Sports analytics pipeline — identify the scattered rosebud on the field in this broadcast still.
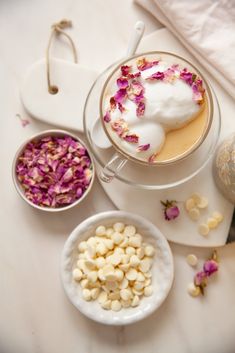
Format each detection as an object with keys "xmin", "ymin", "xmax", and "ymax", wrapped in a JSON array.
[
  {"xmin": 190, "ymin": 250, "xmax": 219, "ymax": 297},
  {"xmin": 161, "ymin": 200, "xmax": 180, "ymax": 221}
]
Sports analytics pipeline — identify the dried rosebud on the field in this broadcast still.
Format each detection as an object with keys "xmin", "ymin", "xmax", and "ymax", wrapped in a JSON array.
[
  {"xmin": 203, "ymin": 260, "xmax": 218, "ymax": 276},
  {"xmin": 161, "ymin": 200, "xmax": 180, "ymax": 221}
]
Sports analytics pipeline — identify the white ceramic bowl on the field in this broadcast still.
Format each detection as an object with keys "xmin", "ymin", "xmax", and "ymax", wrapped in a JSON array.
[
  {"xmin": 12, "ymin": 129, "xmax": 95, "ymax": 212},
  {"xmin": 61, "ymin": 210, "xmax": 174, "ymax": 325}
]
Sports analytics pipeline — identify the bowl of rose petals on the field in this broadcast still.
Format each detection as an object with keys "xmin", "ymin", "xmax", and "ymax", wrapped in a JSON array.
[{"xmin": 12, "ymin": 130, "xmax": 95, "ymax": 212}]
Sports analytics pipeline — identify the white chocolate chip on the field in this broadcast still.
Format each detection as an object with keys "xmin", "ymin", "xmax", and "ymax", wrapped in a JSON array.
[
  {"xmin": 185, "ymin": 198, "xmax": 195, "ymax": 211},
  {"xmin": 104, "ymin": 239, "xmax": 114, "ymax": 250},
  {"xmin": 144, "ymin": 271, "xmax": 152, "ymax": 278},
  {"xmin": 188, "ymin": 207, "xmax": 200, "ymax": 221},
  {"xmin": 115, "ymin": 269, "xmax": 124, "ymax": 281},
  {"xmin": 105, "ymin": 281, "xmax": 118, "ymax": 291},
  {"xmin": 120, "ymin": 288, "xmax": 132, "ymax": 301},
  {"xmin": 132, "ymin": 288, "xmax": 144, "ymax": 296},
  {"xmin": 139, "ymin": 258, "xmax": 151, "ymax": 273},
  {"xmin": 130, "ymin": 255, "xmax": 140, "ymax": 267},
  {"xmin": 191, "ymin": 193, "xmax": 201, "ymax": 204},
  {"xmin": 105, "ymin": 273, "xmax": 118, "ymax": 282},
  {"xmin": 212, "ymin": 211, "xmax": 223, "ymax": 223},
  {"xmin": 102, "ymin": 264, "xmax": 114, "ymax": 276},
  {"xmin": 113, "ymin": 222, "xmax": 125, "ymax": 232},
  {"xmin": 95, "ymin": 225, "xmax": 106, "ymax": 237},
  {"xmin": 207, "ymin": 217, "xmax": 218, "ymax": 229},
  {"xmin": 119, "ymin": 264, "xmax": 130, "ymax": 272},
  {"xmin": 77, "ymin": 259, "xmax": 85, "ymax": 271},
  {"xmin": 121, "ymin": 299, "xmax": 131, "ymax": 308},
  {"xmin": 126, "ymin": 268, "xmax": 138, "ymax": 281},
  {"xmin": 135, "ymin": 233, "xmax": 143, "ymax": 242},
  {"xmin": 96, "ymin": 242, "xmax": 108, "ymax": 256},
  {"xmin": 96, "ymin": 257, "xmax": 106, "ymax": 269},
  {"xmin": 109, "ymin": 291, "xmax": 120, "ymax": 300},
  {"xmin": 136, "ymin": 272, "xmax": 145, "ymax": 282},
  {"xmin": 106, "ymin": 227, "xmax": 114, "ymax": 237},
  {"xmin": 87, "ymin": 245, "xmax": 96, "ymax": 259},
  {"xmin": 87, "ymin": 271, "xmax": 98, "ymax": 283},
  {"xmin": 109, "ymin": 253, "xmax": 122, "ymax": 266},
  {"xmin": 186, "ymin": 254, "xmax": 198, "ymax": 267},
  {"xmin": 111, "ymin": 300, "xmax": 122, "ymax": 311},
  {"xmin": 72, "ymin": 268, "xmax": 83, "ymax": 281},
  {"xmin": 119, "ymin": 277, "xmax": 129, "ymax": 289},
  {"xmin": 97, "ymin": 269, "xmax": 106, "ymax": 281},
  {"xmin": 82, "ymin": 289, "xmax": 91, "ymax": 301},
  {"xmin": 136, "ymin": 247, "xmax": 145, "ymax": 259},
  {"xmin": 124, "ymin": 225, "xmax": 136, "ymax": 237},
  {"xmin": 133, "ymin": 281, "xmax": 144, "ymax": 291},
  {"xmin": 112, "ymin": 232, "xmax": 123, "ymax": 245},
  {"xmin": 101, "ymin": 300, "xmax": 111, "ymax": 310},
  {"xmin": 131, "ymin": 295, "xmax": 140, "ymax": 307},
  {"xmin": 91, "ymin": 287, "xmax": 100, "ymax": 300},
  {"xmin": 196, "ymin": 196, "xmax": 208, "ymax": 209},
  {"xmin": 198, "ymin": 223, "xmax": 210, "ymax": 236},
  {"xmin": 80, "ymin": 279, "xmax": 89, "ymax": 289},
  {"xmin": 187, "ymin": 282, "xmax": 201, "ymax": 297},
  {"xmin": 126, "ymin": 246, "xmax": 136, "ymax": 255},
  {"xmin": 84, "ymin": 259, "xmax": 96, "ymax": 270},
  {"xmin": 144, "ymin": 278, "xmax": 151, "ymax": 286},
  {"xmin": 114, "ymin": 247, "xmax": 125, "ymax": 255},
  {"xmin": 144, "ymin": 285, "xmax": 153, "ymax": 297},
  {"xmin": 87, "ymin": 237, "xmax": 97, "ymax": 247},
  {"xmin": 144, "ymin": 245, "xmax": 155, "ymax": 257},
  {"xmin": 78, "ymin": 241, "xmax": 88, "ymax": 252},
  {"xmin": 98, "ymin": 291, "xmax": 108, "ymax": 304},
  {"xmin": 119, "ymin": 238, "xmax": 129, "ymax": 248},
  {"xmin": 121, "ymin": 254, "xmax": 130, "ymax": 264},
  {"xmin": 128, "ymin": 236, "xmax": 141, "ymax": 248}
]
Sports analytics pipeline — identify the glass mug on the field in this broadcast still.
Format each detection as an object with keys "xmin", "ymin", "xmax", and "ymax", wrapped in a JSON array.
[{"xmin": 98, "ymin": 51, "xmax": 213, "ymax": 183}]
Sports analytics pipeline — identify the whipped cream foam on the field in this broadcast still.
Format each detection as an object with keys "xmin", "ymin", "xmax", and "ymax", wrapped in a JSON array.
[{"xmin": 102, "ymin": 57, "xmax": 205, "ymax": 163}]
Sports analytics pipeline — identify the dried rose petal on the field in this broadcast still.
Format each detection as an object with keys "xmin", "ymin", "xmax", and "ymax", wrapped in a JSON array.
[
  {"xmin": 118, "ymin": 102, "xmax": 125, "ymax": 113},
  {"xmin": 137, "ymin": 144, "xmax": 150, "ymax": 152},
  {"xmin": 103, "ymin": 111, "xmax": 111, "ymax": 123},
  {"xmin": 136, "ymin": 102, "xmax": 145, "ymax": 117},
  {"xmin": 111, "ymin": 119, "xmax": 128, "ymax": 137},
  {"xmin": 117, "ymin": 77, "xmax": 129, "ymax": 89},
  {"xmin": 137, "ymin": 58, "xmax": 159, "ymax": 71},
  {"xmin": 148, "ymin": 154, "xmax": 157, "ymax": 163},
  {"xmin": 123, "ymin": 134, "xmax": 139, "ymax": 143},
  {"xmin": 203, "ymin": 260, "xmax": 218, "ymax": 276},
  {"xmin": 121, "ymin": 65, "xmax": 131, "ymax": 77},
  {"xmin": 180, "ymin": 68, "xmax": 193, "ymax": 85},
  {"xmin": 114, "ymin": 88, "xmax": 127, "ymax": 104},
  {"xmin": 16, "ymin": 135, "xmax": 93, "ymax": 208},
  {"xmin": 110, "ymin": 97, "xmax": 116, "ymax": 111},
  {"xmin": 146, "ymin": 71, "xmax": 165, "ymax": 81}
]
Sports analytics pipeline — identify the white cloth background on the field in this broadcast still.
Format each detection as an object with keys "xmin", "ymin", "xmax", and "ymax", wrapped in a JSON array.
[{"xmin": 135, "ymin": 0, "xmax": 235, "ymax": 99}]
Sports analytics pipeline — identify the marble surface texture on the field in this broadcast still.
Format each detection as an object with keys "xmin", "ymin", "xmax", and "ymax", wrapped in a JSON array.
[{"xmin": 0, "ymin": 1, "xmax": 235, "ymax": 353}]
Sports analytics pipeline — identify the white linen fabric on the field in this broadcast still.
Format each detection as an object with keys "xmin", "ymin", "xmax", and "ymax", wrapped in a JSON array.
[{"xmin": 135, "ymin": 0, "xmax": 235, "ymax": 99}]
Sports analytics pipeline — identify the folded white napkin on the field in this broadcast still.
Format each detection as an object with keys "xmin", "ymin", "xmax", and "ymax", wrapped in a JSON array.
[{"xmin": 135, "ymin": 0, "xmax": 235, "ymax": 99}]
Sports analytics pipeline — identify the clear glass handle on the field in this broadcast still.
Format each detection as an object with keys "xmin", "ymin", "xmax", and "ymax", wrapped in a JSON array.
[{"xmin": 99, "ymin": 153, "xmax": 127, "ymax": 183}]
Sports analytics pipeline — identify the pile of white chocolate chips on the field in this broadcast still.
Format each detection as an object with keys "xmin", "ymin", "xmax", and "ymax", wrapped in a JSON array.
[{"xmin": 72, "ymin": 222, "xmax": 155, "ymax": 311}]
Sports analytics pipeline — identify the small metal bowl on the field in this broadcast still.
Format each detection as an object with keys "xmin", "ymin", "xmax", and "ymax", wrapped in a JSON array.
[{"xmin": 12, "ymin": 129, "xmax": 95, "ymax": 212}]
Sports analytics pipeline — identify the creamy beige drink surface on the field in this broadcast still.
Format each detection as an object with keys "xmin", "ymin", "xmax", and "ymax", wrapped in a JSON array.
[{"xmin": 102, "ymin": 55, "xmax": 209, "ymax": 164}]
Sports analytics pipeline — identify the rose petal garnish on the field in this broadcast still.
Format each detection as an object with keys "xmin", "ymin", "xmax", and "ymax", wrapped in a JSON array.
[
  {"xmin": 146, "ymin": 71, "xmax": 165, "ymax": 81},
  {"xmin": 137, "ymin": 58, "xmax": 159, "ymax": 71},
  {"xmin": 103, "ymin": 111, "xmax": 111, "ymax": 123},
  {"xmin": 114, "ymin": 88, "xmax": 127, "ymax": 104},
  {"xmin": 16, "ymin": 135, "xmax": 93, "ymax": 208},
  {"xmin": 180, "ymin": 68, "xmax": 194, "ymax": 85},
  {"xmin": 121, "ymin": 65, "xmax": 131, "ymax": 77},
  {"xmin": 111, "ymin": 118, "xmax": 128, "ymax": 137},
  {"xmin": 16, "ymin": 113, "xmax": 30, "ymax": 128},
  {"xmin": 110, "ymin": 97, "xmax": 116, "ymax": 111},
  {"xmin": 148, "ymin": 154, "xmax": 157, "ymax": 163},
  {"xmin": 137, "ymin": 143, "xmax": 150, "ymax": 152},
  {"xmin": 123, "ymin": 134, "xmax": 139, "ymax": 143},
  {"xmin": 136, "ymin": 101, "xmax": 145, "ymax": 117},
  {"xmin": 192, "ymin": 79, "xmax": 205, "ymax": 104},
  {"xmin": 117, "ymin": 77, "xmax": 129, "ymax": 89},
  {"xmin": 118, "ymin": 102, "xmax": 125, "ymax": 113}
]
